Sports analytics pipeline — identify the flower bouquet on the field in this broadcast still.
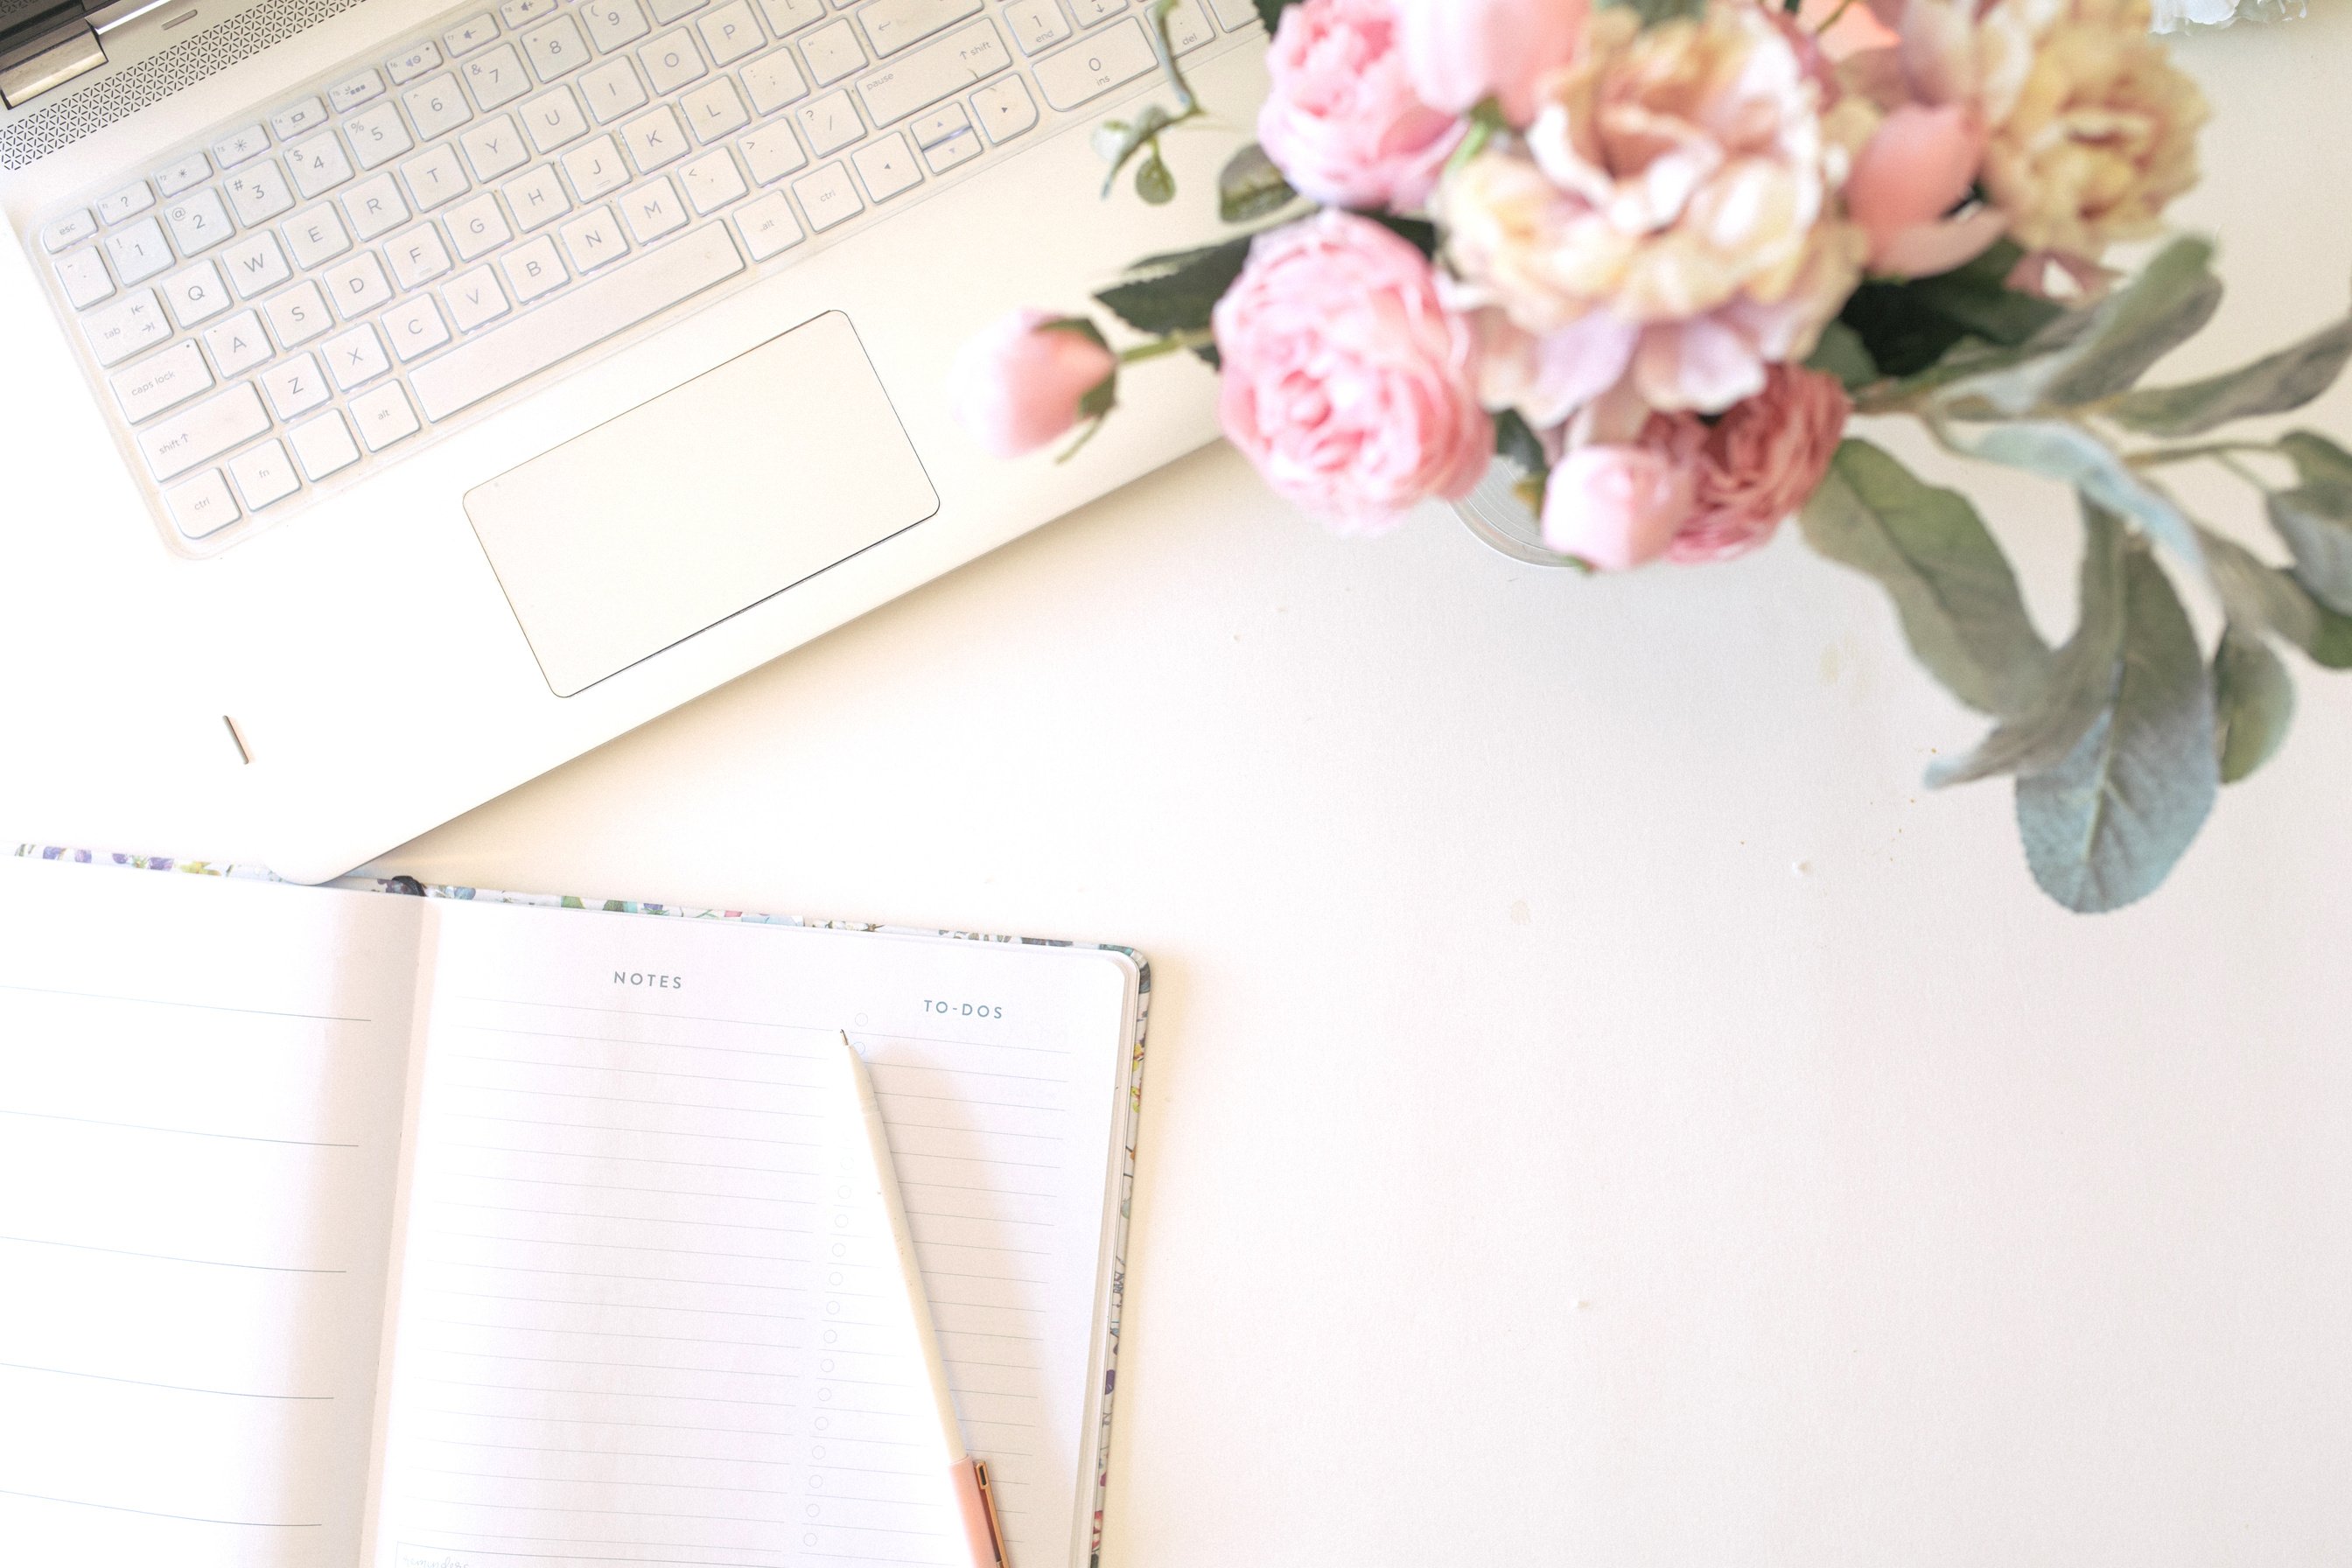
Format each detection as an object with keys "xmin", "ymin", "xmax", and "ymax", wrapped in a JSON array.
[{"xmin": 948, "ymin": 0, "xmax": 2352, "ymax": 913}]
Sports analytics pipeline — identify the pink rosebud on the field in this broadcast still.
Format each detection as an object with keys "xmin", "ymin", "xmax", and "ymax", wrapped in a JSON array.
[
  {"xmin": 1540, "ymin": 444, "xmax": 1696, "ymax": 570},
  {"xmin": 947, "ymin": 308, "xmax": 1118, "ymax": 458},
  {"xmin": 1390, "ymin": 0, "xmax": 1587, "ymax": 126},
  {"xmin": 1259, "ymin": 0, "xmax": 1466, "ymax": 213},
  {"xmin": 1845, "ymin": 102, "xmax": 2001, "ymax": 276},
  {"xmin": 1214, "ymin": 211, "xmax": 1493, "ymax": 534}
]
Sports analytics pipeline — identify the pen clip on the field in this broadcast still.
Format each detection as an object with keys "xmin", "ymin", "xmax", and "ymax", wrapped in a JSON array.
[{"xmin": 954, "ymin": 1456, "xmax": 1010, "ymax": 1568}]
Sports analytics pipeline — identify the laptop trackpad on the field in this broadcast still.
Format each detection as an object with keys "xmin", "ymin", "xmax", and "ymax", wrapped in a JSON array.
[{"xmin": 466, "ymin": 311, "xmax": 939, "ymax": 697}]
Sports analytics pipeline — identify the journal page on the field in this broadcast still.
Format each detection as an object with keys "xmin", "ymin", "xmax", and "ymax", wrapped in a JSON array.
[
  {"xmin": 368, "ymin": 899, "xmax": 1138, "ymax": 1568},
  {"xmin": 0, "ymin": 856, "xmax": 424, "ymax": 1568}
]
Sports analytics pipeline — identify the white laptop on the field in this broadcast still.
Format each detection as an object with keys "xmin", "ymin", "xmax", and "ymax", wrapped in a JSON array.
[{"xmin": 0, "ymin": 0, "xmax": 1264, "ymax": 880}]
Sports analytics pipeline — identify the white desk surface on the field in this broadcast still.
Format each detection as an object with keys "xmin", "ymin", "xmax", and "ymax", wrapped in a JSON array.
[{"xmin": 24, "ymin": 14, "xmax": 2352, "ymax": 1565}]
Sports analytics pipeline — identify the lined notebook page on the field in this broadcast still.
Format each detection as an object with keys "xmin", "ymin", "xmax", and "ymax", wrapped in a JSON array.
[
  {"xmin": 0, "ymin": 857, "xmax": 420, "ymax": 1568},
  {"xmin": 370, "ymin": 899, "xmax": 1136, "ymax": 1568}
]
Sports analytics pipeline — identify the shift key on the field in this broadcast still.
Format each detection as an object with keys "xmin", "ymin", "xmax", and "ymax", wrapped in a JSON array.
[
  {"xmin": 140, "ymin": 383, "xmax": 270, "ymax": 481},
  {"xmin": 855, "ymin": 18, "xmax": 1009, "ymax": 126}
]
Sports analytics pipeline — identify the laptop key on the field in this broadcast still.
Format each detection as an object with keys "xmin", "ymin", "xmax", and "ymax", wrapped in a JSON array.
[
  {"xmin": 204, "ymin": 311, "xmax": 276, "ymax": 377},
  {"xmin": 262, "ymin": 351, "xmax": 332, "ymax": 416},
  {"xmin": 214, "ymin": 125, "xmax": 272, "ymax": 169},
  {"xmin": 42, "ymin": 208, "xmax": 98, "ymax": 251},
  {"xmin": 290, "ymin": 410, "xmax": 362, "ymax": 480},
  {"xmin": 855, "ymin": 19, "xmax": 1008, "ymax": 126},
  {"xmin": 223, "ymin": 232, "xmax": 293, "ymax": 298},
  {"xmin": 105, "ymin": 218, "xmax": 173, "ymax": 285},
  {"xmin": 164, "ymin": 190, "xmax": 236, "ymax": 256},
  {"xmin": 109, "ymin": 340, "xmax": 214, "ymax": 424},
  {"xmin": 84, "ymin": 290, "xmax": 172, "ymax": 366},
  {"xmin": 157, "ymin": 151, "xmax": 213, "ymax": 198},
  {"xmin": 99, "ymin": 181, "xmax": 157, "ymax": 225},
  {"xmin": 55, "ymin": 249, "xmax": 114, "ymax": 310},
  {"xmin": 387, "ymin": 41, "xmax": 444, "ymax": 85},
  {"xmin": 444, "ymin": 12, "xmax": 500, "ymax": 54},
  {"xmin": 1033, "ymin": 18, "xmax": 1154, "ymax": 111},
  {"xmin": 329, "ymin": 69, "xmax": 388, "ymax": 113},
  {"xmin": 159, "ymin": 260, "xmax": 233, "ymax": 328},
  {"xmin": 272, "ymin": 96, "xmax": 331, "ymax": 139},
  {"xmin": 164, "ymin": 469, "xmax": 241, "ymax": 538},
  {"xmin": 287, "ymin": 131, "xmax": 357, "ymax": 199},
  {"xmin": 138, "ymin": 382, "xmax": 270, "ymax": 481},
  {"xmin": 224, "ymin": 158, "xmax": 298, "ymax": 225},
  {"xmin": 229, "ymin": 439, "xmax": 303, "ymax": 509}
]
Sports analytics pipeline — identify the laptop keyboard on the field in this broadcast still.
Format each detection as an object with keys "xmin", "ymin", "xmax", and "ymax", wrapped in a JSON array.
[{"xmin": 27, "ymin": 0, "xmax": 1256, "ymax": 552}]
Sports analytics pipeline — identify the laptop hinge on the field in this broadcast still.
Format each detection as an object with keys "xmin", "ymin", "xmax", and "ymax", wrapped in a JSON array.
[{"xmin": 0, "ymin": 0, "xmax": 178, "ymax": 108}]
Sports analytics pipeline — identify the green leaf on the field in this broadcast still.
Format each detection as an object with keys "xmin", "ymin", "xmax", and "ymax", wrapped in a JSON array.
[
  {"xmin": 1937, "ymin": 238, "xmax": 2224, "ymax": 419},
  {"xmin": 1805, "ymin": 320, "xmax": 1879, "ymax": 392},
  {"xmin": 1134, "ymin": 150, "xmax": 1176, "ymax": 205},
  {"xmin": 2212, "ymin": 629, "xmax": 2295, "ymax": 784},
  {"xmin": 1598, "ymin": 0, "xmax": 1708, "ymax": 25},
  {"xmin": 1929, "ymin": 502, "xmax": 2129, "ymax": 787},
  {"xmin": 1838, "ymin": 240, "xmax": 2066, "ymax": 381},
  {"xmin": 2108, "ymin": 317, "xmax": 2352, "ymax": 438},
  {"xmin": 2279, "ymin": 429, "xmax": 2352, "ymax": 488},
  {"xmin": 1493, "ymin": 408, "xmax": 1548, "ymax": 478},
  {"xmin": 1218, "ymin": 144, "xmax": 1297, "ymax": 225},
  {"xmin": 1799, "ymin": 439, "xmax": 2053, "ymax": 717},
  {"xmin": 1252, "ymin": 0, "xmax": 1298, "ymax": 31},
  {"xmin": 2267, "ymin": 481, "xmax": 2352, "ymax": 614},
  {"xmin": 2014, "ymin": 542, "xmax": 2219, "ymax": 914},
  {"xmin": 1368, "ymin": 213, "xmax": 1439, "ymax": 260},
  {"xmin": 1949, "ymin": 418, "xmax": 2207, "ymax": 570},
  {"xmin": 1095, "ymin": 234, "xmax": 1255, "ymax": 350},
  {"xmin": 1096, "ymin": 103, "xmax": 1180, "ymax": 198},
  {"xmin": 2191, "ymin": 524, "xmax": 2352, "ymax": 670}
]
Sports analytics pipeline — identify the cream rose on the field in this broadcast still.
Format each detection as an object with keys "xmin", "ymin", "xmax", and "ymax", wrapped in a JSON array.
[{"xmin": 1437, "ymin": 6, "xmax": 1869, "ymax": 416}]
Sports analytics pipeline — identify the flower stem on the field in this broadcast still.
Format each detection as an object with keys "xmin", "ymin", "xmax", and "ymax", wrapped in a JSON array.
[
  {"xmin": 1813, "ymin": 0, "xmax": 1859, "ymax": 32},
  {"xmin": 2124, "ymin": 440, "xmax": 2275, "ymax": 471},
  {"xmin": 1119, "ymin": 329, "xmax": 1214, "ymax": 364}
]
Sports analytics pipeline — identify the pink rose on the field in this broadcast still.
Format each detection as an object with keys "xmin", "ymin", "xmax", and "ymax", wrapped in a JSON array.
[
  {"xmin": 1641, "ymin": 366, "xmax": 1852, "ymax": 564},
  {"xmin": 947, "ymin": 308, "xmax": 1118, "ymax": 458},
  {"xmin": 1259, "ymin": 0, "xmax": 1466, "ymax": 213},
  {"xmin": 1844, "ymin": 102, "xmax": 2006, "ymax": 276},
  {"xmin": 1390, "ymin": 0, "xmax": 1588, "ymax": 126},
  {"xmin": 1214, "ymin": 211, "xmax": 1494, "ymax": 534},
  {"xmin": 1540, "ymin": 444, "xmax": 1696, "ymax": 570}
]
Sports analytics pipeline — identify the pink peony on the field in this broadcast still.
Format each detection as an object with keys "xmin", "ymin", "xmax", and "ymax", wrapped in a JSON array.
[
  {"xmin": 1213, "ymin": 211, "xmax": 1494, "ymax": 534},
  {"xmin": 1259, "ymin": 0, "xmax": 1466, "ymax": 213},
  {"xmin": 1390, "ymin": 0, "xmax": 1588, "ymax": 126},
  {"xmin": 1540, "ymin": 444, "xmax": 1696, "ymax": 570},
  {"xmin": 948, "ymin": 308, "xmax": 1118, "ymax": 458},
  {"xmin": 1641, "ymin": 366, "xmax": 1852, "ymax": 564},
  {"xmin": 1844, "ymin": 102, "xmax": 2006, "ymax": 276}
]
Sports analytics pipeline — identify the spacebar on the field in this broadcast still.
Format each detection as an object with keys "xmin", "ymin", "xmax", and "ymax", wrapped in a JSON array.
[{"xmin": 411, "ymin": 227, "xmax": 747, "ymax": 423}]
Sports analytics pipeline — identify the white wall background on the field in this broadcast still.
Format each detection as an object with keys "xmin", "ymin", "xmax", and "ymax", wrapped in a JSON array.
[{"xmin": 376, "ymin": 16, "xmax": 2352, "ymax": 1564}]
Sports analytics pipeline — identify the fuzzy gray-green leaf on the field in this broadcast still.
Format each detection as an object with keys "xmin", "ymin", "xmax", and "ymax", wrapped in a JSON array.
[
  {"xmin": 1936, "ymin": 238, "xmax": 2222, "ymax": 419},
  {"xmin": 2014, "ymin": 545, "xmax": 2219, "ymax": 914},
  {"xmin": 1218, "ymin": 144, "xmax": 1297, "ymax": 225},
  {"xmin": 1952, "ymin": 418, "xmax": 2206, "ymax": 570},
  {"xmin": 2108, "ymin": 317, "xmax": 2352, "ymax": 437},
  {"xmin": 2212, "ymin": 629, "xmax": 2295, "ymax": 784},
  {"xmin": 2280, "ymin": 430, "xmax": 2352, "ymax": 489},
  {"xmin": 1799, "ymin": 439, "xmax": 2052, "ymax": 716},
  {"xmin": 1929, "ymin": 504, "xmax": 2129, "ymax": 786},
  {"xmin": 2267, "ymin": 481, "xmax": 2352, "ymax": 614}
]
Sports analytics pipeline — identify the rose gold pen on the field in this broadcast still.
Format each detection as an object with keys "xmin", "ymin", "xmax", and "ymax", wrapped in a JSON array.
[{"xmin": 834, "ymin": 1034, "xmax": 1012, "ymax": 1568}]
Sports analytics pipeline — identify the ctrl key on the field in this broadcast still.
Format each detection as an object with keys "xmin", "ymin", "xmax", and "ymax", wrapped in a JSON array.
[{"xmin": 164, "ymin": 470, "xmax": 242, "ymax": 540}]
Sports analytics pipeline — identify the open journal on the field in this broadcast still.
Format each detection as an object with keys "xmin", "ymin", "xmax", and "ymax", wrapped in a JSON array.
[{"xmin": 0, "ymin": 852, "xmax": 1148, "ymax": 1568}]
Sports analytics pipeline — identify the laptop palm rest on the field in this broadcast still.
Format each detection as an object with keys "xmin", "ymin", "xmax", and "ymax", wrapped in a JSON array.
[{"xmin": 465, "ymin": 311, "xmax": 940, "ymax": 698}]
